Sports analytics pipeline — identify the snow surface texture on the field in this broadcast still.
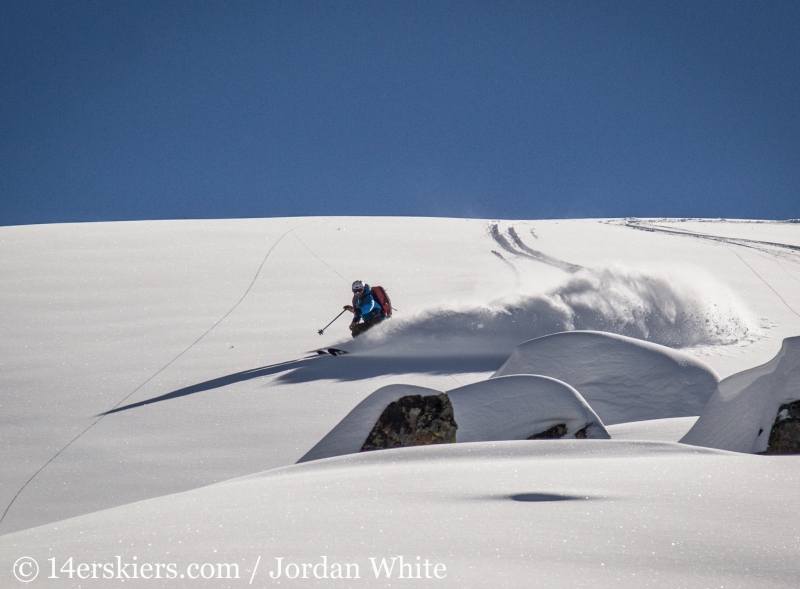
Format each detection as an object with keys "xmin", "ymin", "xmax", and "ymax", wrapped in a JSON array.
[
  {"xmin": 3, "ymin": 217, "xmax": 800, "ymax": 587},
  {"xmin": 681, "ymin": 336, "xmax": 800, "ymax": 453},
  {"xmin": 2, "ymin": 441, "xmax": 798, "ymax": 589},
  {"xmin": 494, "ymin": 331, "xmax": 720, "ymax": 425},
  {"xmin": 300, "ymin": 375, "xmax": 608, "ymax": 462},
  {"xmin": 447, "ymin": 375, "xmax": 608, "ymax": 442},
  {"xmin": 338, "ymin": 263, "xmax": 759, "ymax": 360},
  {"xmin": 606, "ymin": 416, "xmax": 699, "ymax": 442}
]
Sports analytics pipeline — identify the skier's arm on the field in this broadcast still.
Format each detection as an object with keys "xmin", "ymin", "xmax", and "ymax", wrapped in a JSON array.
[{"xmin": 347, "ymin": 299, "xmax": 363, "ymax": 323}]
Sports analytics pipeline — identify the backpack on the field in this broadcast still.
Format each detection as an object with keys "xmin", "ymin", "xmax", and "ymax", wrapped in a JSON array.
[{"xmin": 371, "ymin": 285, "xmax": 392, "ymax": 318}]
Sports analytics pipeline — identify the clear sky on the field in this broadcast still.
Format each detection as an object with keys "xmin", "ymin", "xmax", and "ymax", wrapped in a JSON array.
[{"xmin": 2, "ymin": 1, "xmax": 798, "ymax": 226}]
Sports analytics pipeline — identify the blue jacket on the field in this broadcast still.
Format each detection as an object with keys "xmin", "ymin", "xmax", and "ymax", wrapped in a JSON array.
[{"xmin": 352, "ymin": 285, "xmax": 384, "ymax": 323}]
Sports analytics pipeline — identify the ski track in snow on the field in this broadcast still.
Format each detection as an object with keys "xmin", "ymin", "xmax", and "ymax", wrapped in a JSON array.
[
  {"xmin": 0, "ymin": 222, "xmax": 311, "ymax": 530},
  {"xmin": 288, "ymin": 220, "xmax": 350, "ymax": 285},
  {"xmin": 621, "ymin": 218, "xmax": 800, "ymax": 259},
  {"xmin": 491, "ymin": 250, "xmax": 521, "ymax": 284},
  {"xmin": 488, "ymin": 222, "xmax": 582, "ymax": 272},
  {"xmin": 618, "ymin": 218, "xmax": 800, "ymax": 319},
  {"xmin": 506, "ymin": 226, "xmax": 583, "ymax": 273},
  {"xmin": 726, "ymin": 247, "xmax": 800, "ymax": 320}
]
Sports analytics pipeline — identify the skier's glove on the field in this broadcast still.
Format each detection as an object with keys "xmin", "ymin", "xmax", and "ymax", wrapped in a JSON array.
[{"xmin": 343, "ymin": 305, "xmax": 354, "ymax": 312}]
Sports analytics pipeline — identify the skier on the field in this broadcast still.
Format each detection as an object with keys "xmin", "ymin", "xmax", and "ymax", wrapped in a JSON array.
[{"xmin": 344, "ymin": 280, "xmax": 390, "ymax": 337}]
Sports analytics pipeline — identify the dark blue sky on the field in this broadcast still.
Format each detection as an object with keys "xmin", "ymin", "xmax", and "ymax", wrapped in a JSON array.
[{"xmin": 2, "ymin": 1, "xmax": 798, "ymax": 226}]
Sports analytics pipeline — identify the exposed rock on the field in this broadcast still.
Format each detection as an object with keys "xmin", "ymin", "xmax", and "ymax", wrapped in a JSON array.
[
  {"xmin": 526, "ymin": 423, "xmax": 591, "ymax": 440},
  {"xmin": 765, "ymin": 400, "xmax": 800, "ymax": 455},
  {"xmin": 299, "ymin": 384, "xmax": 444, "ymax": 462},
  {"xmin": 528, "ymin": 424, "xmax": 568, "ymax": 439},
  {"xmin": 361, "ymin": 393, "xmax": 458, "ymax": 451}
]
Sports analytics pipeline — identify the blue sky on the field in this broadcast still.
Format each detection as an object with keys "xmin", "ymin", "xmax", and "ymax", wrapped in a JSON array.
[{"xmin": 2, "ymin": 1, "xmax": 798, "ymax": 226}]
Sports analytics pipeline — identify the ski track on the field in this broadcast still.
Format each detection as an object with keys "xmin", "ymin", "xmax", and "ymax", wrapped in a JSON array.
[
  {"xmin": 775, "ymin": 258, "xmax": 800, "ymax": 285},
  {"xmin": 488, "ymin": 223, "xmax": 525, "ymax": 259},
  {"xmin": 618, "ymin": 219, "xmax": 800, "ymax": 320},
  {"xmin": 0, "ymin": 223, "xmax": 308, "ymax": 531},
  {"xmin": 488, "ymin": 223, "xmax": 582, "ymax": 273},
  {"xmin": 622, "ymin": 219, "xmax": 800, "ymax": 259},
  {"xmin": 726, "ymin": 247, "xmax": 800, "ymax": 320},
  {"xmin": 747, "ymin": 246, "xmax": 800, "ymax": 286},
  {"xmin": 491, "ymin": 250, "xmax": 521, "ymax": 283},
  {"xmin": 288, "ymin": 220, "xmax": 350, "ymax": 285},
  {"xmin": 507, "ymin": 226, "xmax": 583, "ymax": 273}
]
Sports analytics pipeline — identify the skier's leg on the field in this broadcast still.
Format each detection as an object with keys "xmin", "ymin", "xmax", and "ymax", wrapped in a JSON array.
[
  {"xmin": 360, "ymin": 316, "xmax": 383, "ymax": 335},
  {"xmin": 351, "ymin": 315, "xmax": 383, "ymax": 338}
]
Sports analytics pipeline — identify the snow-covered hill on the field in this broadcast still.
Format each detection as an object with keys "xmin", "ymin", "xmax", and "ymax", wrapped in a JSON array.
[{"xmin": 2, "ymin": 217, "xmax": 800, "ymax": 587}]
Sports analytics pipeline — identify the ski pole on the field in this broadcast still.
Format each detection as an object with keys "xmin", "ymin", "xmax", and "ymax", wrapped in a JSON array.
[{"xmin": 318, "ymin": 309, "xmax": 347, "ymax": 335}]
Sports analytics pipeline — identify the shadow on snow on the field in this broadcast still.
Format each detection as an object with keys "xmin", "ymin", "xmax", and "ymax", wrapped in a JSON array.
[{"xmin": 100, "ymin": 353, "xmax": 507, "ymax": 416}]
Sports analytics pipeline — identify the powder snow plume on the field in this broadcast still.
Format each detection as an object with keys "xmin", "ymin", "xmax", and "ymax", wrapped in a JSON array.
[{"xmin": 343, "ymin": 265, "xmax": 759, "ymax": 358}]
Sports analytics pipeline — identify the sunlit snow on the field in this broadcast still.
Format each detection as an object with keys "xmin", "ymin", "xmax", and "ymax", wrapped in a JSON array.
[{"xmin": 2, "ymin": 217, "xmax": 800, "ymax": 588}]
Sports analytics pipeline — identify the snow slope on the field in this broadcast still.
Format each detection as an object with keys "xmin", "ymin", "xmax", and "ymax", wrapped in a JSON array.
[
  {"xmin": 681, "ymin": 336, "xmax": 800, "ymax": 453},
  {"xmin": 2, "ymin": 441, "xmax": 798, "ymax": 589},
  {"xmin": 2, "ymin": 217, "xmax": 800, "ymax": 587},
  {"xmin": 493, "ymin": 331, "xmax": 720, "ymax": 425}
]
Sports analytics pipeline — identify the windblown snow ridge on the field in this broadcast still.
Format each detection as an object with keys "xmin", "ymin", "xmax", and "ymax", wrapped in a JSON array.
[
  {"xmin": 342, "ymin": 264, "xmax": 758, "ymax": 357},
  {"xmin": 681, "ymin": 336, "xmax": 800, "ymax": 453}
]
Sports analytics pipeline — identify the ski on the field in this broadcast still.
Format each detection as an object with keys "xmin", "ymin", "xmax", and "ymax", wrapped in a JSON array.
[{"xmin": 315, "ymin": 347, "xmax": 348, "ymax": 356}]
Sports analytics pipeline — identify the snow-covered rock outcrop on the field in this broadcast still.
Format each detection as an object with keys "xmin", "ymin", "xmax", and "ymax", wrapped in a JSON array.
[
  {"xmin": 680, "ymin": 336, "xmax": 800, "ymax": 454},
  {"xmin": 299, "ymin": 384, "xmax": 440, "ymax": 463},
  {"xmin": 299, "ymin": 375, "xmax": 609, "ymax": 462},
  {"xmin": 361, "ymin": 392, "xmax": 457, "ymax": 451},
  {"xmin": 447, "ymin": 375, "xmax": 608, "ymax": 442},
  {"xmin": 493, "ymin": 331, "xmax": 719, "ymax": 425}
]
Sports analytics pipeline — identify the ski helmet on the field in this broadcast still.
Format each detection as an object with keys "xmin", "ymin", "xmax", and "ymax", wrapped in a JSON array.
[{"xmin": 352, "ymin": 280, "xmax": 364, "ymax": 292}]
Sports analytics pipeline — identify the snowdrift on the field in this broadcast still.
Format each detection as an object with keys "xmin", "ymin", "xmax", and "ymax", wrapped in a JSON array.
[
  {"xmin": 299, "ymin": 375, "xmax": 609, "ymax": 462},
  {"xmin": 337, "ymin": 265, "xmax": 758, "ymax": 361},
  {"xmin": 448, "ymin": 375, "xmax": 608, "ymax": 442},
  {"xmin": 494, "ymin": 331, "xmax": 720, "ymax": 426},
  {"xmin": 681, "ymin": 336, "xmax": 800, "ymax": 453}
]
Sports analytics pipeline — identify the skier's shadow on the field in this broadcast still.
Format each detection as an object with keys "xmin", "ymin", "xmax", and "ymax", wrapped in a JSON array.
[
  {"xmin": 100, "ymin": 357, "xmax": 311, "ymax": 416},
  {"xmin": 101, "ymin": 353, "xmax": 506, "ymax": 416},
  {"xmin": 275, "ymin": 354, "xmax": 507, "ymax": 384}
]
